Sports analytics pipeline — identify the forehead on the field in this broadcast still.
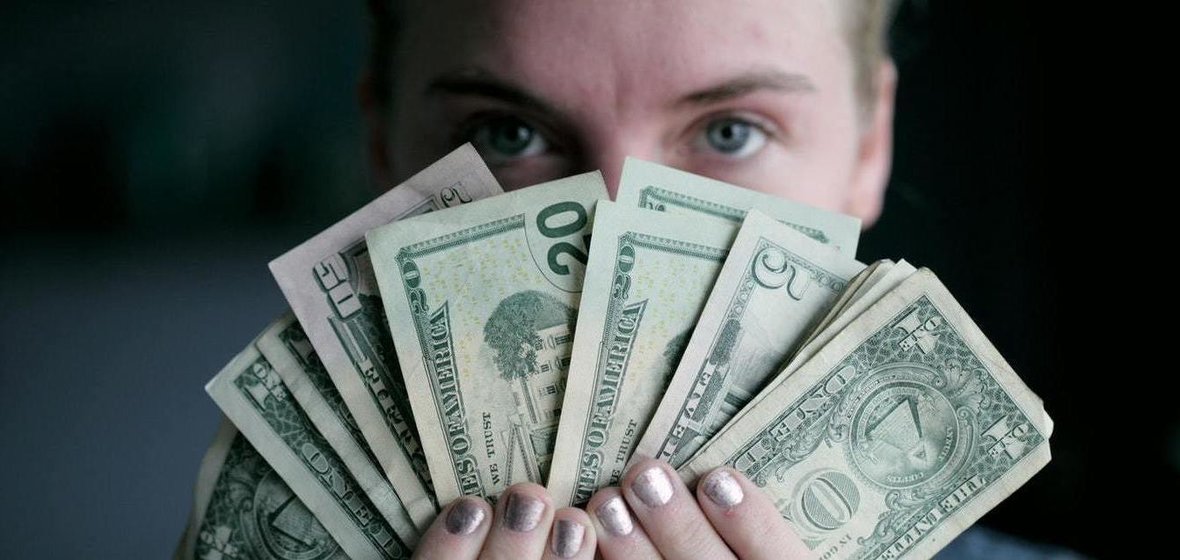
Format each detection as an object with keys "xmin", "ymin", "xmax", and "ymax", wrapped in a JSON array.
[{"xmin": 397, "ymin": 0, "xmax": 852, "ymax": 108}]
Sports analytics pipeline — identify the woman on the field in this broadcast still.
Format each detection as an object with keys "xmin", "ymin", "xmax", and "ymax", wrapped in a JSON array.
[{"xmin": 368, "ymin": 1, "xmax": 897, "ymax": 558}]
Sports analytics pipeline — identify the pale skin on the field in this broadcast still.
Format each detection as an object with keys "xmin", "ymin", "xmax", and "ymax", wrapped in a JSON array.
[{"xmin": 363, "ymin": 0, "xmax": 897, "ymax": 557}]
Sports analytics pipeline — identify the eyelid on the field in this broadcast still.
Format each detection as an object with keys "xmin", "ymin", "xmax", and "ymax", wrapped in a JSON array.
[
  {"xmin": 681, "ymin": 110, "xmax": 780, "ymax": 148},
  {"xmin": 680, "ymin": 111, "xmax": 782, "ymax": 162},
  {"xmin": 709, "ymin": 111, "xmax": 781, "ymax": 139},
  {"xmin": 451, "ymin": 109, "xmax": 569, "ymax": 155}
]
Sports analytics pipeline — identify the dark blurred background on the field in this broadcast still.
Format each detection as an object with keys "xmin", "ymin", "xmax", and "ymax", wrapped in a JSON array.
[{"xmin": 0, "ymin": 1, "xmax": 1159, "ymax": 557}]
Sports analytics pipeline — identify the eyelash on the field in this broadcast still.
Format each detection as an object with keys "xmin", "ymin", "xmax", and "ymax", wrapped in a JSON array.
[
  {"xmin": 453, "ymin": 112, "xmax": 560, "ymax": 149},
  {"xmin": 693, "ymin": 112, "xmax": 780, "ymax": 147},
  {"xmin": 452, "ymin": 109, "xmax": 782, "ymax": 160}
]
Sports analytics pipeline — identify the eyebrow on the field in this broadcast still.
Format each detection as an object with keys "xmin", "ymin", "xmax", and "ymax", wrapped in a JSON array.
[
  {"xmin": 425, "ymin": 67, "xmax": 815, "ymax": 114},
  {"xmin": 677, "ymin": 70, "xmax": 817, "ymax": 107},
  {"xmin": 426, "ymin": 70, "xmax": 561, "ymax": 116}
]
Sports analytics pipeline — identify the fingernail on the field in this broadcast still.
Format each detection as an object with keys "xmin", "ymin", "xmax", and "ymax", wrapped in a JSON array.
[
  {"xmin": 631, "ymin": 466, "xmax": 674, "ymax": 507},
  {"xmin": 702, "ymin": 469, "xmax": 744, "ymax": 508},
  {"xmin": 503, "ymin": 492, "xmax": 546, "ymax": 532},
  {"xmin": 551, "ymin": 519, "xmax": 585, "ymax": 558},
  {"xmin": 595, "ymin": 496, "xmax": 634, "ymax": 536},
  {"xmin": 445, "ymin": 498, "xmax": 486, "ymax": 536}
]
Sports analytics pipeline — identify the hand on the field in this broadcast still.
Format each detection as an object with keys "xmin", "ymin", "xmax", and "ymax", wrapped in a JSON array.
[
  {"xmin": 411, "ymin": 459, "xmax": 806, "ymax": 559},
  {"xmin": 412, "ymin": 482, "xmax": 597, "ymax": 559},
  {"xmin": 586, "ymin": 458, "xmax": 808, "ymax": 560}
]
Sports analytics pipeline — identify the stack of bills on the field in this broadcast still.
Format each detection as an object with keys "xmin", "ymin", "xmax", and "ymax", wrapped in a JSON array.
[{"xmin": 177, "ymin": 145, "xmax": 1052, "ymax": 560}]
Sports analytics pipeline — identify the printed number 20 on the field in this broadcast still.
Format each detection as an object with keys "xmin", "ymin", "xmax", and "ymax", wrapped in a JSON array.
[{"xmin": 537, "ymin": 201, "xmax": 590, "ymax": 276}]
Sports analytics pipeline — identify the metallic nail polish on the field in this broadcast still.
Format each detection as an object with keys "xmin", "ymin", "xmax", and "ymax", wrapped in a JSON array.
[
  {"xmin": 595, "ymin": 497, "xmax": 634, "ymax": 536},
  {"xmin": 445, "ymin": 498, "xmax": 486, "ymax": 535},
  {"xmin": 702, "ymin": 469, "xmax": 744, "ymax": 508},
  {"xmin": 503, "ymin": 492, "xmax": 546, "ymax": 532},
  {"xmin": 632, "ymin": 466, "xmax": 674, "ymax": 507},
  {"xmin": 551, "ymin": 519, "xmax": 585, "ymax": 558}
]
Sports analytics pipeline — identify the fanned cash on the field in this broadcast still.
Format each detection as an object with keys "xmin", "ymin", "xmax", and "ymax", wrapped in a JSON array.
[
  {"xmin": 635, "ymin": 211, "xmax": 865, "ymax": 466},
  {"xmin": 178, "ymin": 146, "xmax": 1051, "ymax": 560},
  {"xmin": 368, "ymin": 173, "xmax": 609, "ymax": 503},
  {"xmin": 256, "ymin": 315, "xmax": 421, "ymax": 541},
  {"xmin": 175, "ymin": 419, "xmax": 349, "ymax": 560},
  {"xmin": 679, "ymin": 269, "xmax": 1053, "ymax": 560},
  {"xmin": 547, "ymin": 201, "xmax": 737, "ymax": 506},
  {"xmin": 269, "ymin": 144, "xmax": 502, "ymax": 524},
  {"xmin": 615, "ymin": 158, "xmax": 862, "ymax": 254},
  {"xmin": 206, "ymin": 334, "xmax": 416, "ymax": 559}
]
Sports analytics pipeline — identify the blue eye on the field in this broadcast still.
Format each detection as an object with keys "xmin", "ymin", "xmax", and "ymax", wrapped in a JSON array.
[
  {"xmin": 702, "ymin": 117, "xmax": 768, "ymax": 158},
  {"xmin": 468, "ymin": 116, "xmax": 549, "ymax": 164}
]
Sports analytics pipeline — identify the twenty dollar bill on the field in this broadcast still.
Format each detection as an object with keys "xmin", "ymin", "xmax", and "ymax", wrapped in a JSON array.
[
  {"xmin": 547, "ymin": 201, "xmax": 736, "ymax": 506},
  {"xmin": 615, "ymin": 158, "xmax": 861, "ymax": 254},
  {"xmin": 368, "ymin": 173, "xmax": 609, "ymax": 503}
]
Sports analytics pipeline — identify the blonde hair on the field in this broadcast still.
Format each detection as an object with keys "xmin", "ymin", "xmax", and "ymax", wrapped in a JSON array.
[
  {"xmin": 847, "ymin": 0, "xmax": 900, "ymax": 106},
  {"xmin": 368, "ymin": 0, "xmax": 898, "ymax": 112}
]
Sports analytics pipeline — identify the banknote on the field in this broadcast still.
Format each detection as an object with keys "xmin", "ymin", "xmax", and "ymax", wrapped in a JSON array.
[
  {"xmin": 788, "ymin": 260, "xmax": 918, "ymax": 376},
  {"xmin": 547, "ymin": 201, "xmax": 737, "ymax": 506},
  {"xmin": 269, "ymin": 144, "xmax": 502, "ymax": 520},
  {"xmin": 615, "ymin": 158, "xmax": 861, "ymax": 254},
  {"xmin": 635, "ymin": 211, "xmax": 864, "ymax": 466},
  {"xmin": 679, "ymin": 269, "xmax": 1053, "ymax": 560},
  {"xmin": 804, "ymin": 261, "xmax": 889, "ymax": 348},
  {"xmin": 175, "ymin": 418, "xmax": 350, "ymax": 560},
  {"xmin": 207, "ymin": 335, "xmax": 415, "ymax": 559},
  {"xmin": 256, "ymin": 314, "xmax": 425, "ymax": 533},
  {"xmin": 367, "ymin": 173, "xmax": 609, "ymax": 503},
  {"xmin": 691, "ymin": 260, "xmax": 919, "ymax": 466}
]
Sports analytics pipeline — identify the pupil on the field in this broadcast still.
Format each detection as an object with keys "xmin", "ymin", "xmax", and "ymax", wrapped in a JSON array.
[
  {"xmin": 493, "ymin": 119, "xmax": 532, "ymax": 153},
  {"xmin": 710, "ymin": 120, "xmax": 748, "ymax": 153}
]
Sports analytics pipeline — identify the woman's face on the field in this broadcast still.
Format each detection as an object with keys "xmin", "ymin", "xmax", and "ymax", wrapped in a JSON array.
[{"xmin": 375, "ymin": 0, "xmax": 895, "ymax": 225}]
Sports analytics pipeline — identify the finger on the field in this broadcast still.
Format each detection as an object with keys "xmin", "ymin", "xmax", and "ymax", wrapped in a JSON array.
[
  {"xmin": 585, "ymin": 487, "xmax": 661, "ymax": 560},
  {"xmin": 478, "ymin": 483, "xmax": 555, "ymax": 560},
  {"xmin": 412, "ymin": 497, "xmax": 492, "ymax": 560},
  {"xmin": 695, "ymin": 467, "xmax": 809, "ymax": 560},
  {"xmin": 543, "ymin": 507, "xmax": 596, "ymax": 559},
  {"xmin": 621, "ymin": 458, "xmax": 735, "ymax": 560}
]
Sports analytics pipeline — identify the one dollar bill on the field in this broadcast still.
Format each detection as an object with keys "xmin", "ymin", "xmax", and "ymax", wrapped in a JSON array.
[
  {"xmin": 368, "ymin": 173, "xmax": 609, "ymax": 503},
  {"xmin": 256, "ymin": 314, "xmax": 420, "ymax": 540},
  {"xmin": 175, "ymin": 419, "xmax": 350, "ymax": 560},
  {"xmin": 635, "ymin": 210, "xmax": 864, "ymax": 466},
  {"xmin": 206, "ymin": 333, "xmax": 415, "ymax": 559},
  {"xmin": 269, "ymin": 144, "xmax": 502, "ymax": 523},
  {"xmin": 547, "ymin": 201, "xmax": 737, "ymax": 506},
  {"xmin": 615, "ymin": 157, "xmax": 861, "ymax": 254},
  {"xmin": 679, "ymin": 269, "xmax": 1053, "ymax": 560}
]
